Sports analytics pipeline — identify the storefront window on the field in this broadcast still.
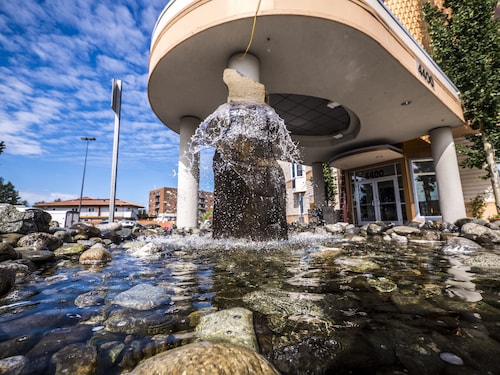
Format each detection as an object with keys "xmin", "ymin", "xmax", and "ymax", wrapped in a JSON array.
[{"xmin": 411, "ymin": 159, "xmax": 441, "ymax": 219}]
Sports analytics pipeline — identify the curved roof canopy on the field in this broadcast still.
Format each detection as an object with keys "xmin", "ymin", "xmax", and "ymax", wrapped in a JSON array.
[{"xmin": 148, "ymin": 0, "xmax": 464, "ymax": 165}]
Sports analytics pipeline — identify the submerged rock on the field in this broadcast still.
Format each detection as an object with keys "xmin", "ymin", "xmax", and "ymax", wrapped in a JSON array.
[
  {"xmin": 50, "ymin": 343, "xmax": 98, "ymax": 374},
  {"xmin": 196, "ymin": 307, "xmax": 258, "ymax": 352},
  {"xmin": 104, "ymin": 309, "xmax": 177, "ymax": 335},
  {"xmin": 368, "ymin": 277, "xmax": 398, "ymax": 293},
  {"xmin": 112, "ymin": 283, "xmax": 170, "ymax": 310},
  {"xmin": 130, "ymin": 341, "xmax": 280, "ymax": 375},
  {"xmin": 0, "ymin": 355, "xmax": 30, "ymax": 374},
  {"xmin": 463, "ymin": 253, "xmax": 500, "ymax": 270},
  {"xmin": 335, "ymin": 257, "xmax": 380, "ymax": 273},
  {"xmin": 243, "ymin": 288, "xmax": 331, "ymax": 333}
]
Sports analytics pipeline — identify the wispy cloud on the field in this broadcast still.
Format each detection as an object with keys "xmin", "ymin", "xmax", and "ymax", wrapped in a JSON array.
[
  {"xmin": 0, "ymin": 0, "xmax": 187, "ymax": 207},
  {"xmin": 0, "ymin": 0, "xmax": 172, "ymax": 160}
]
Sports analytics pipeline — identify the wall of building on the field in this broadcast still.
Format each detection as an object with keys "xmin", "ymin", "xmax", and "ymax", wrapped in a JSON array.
[
  {"xmin": 454, "ymin": 137, "xmax": 496, "ymax": 218},
  {"xmin": 148, "ymin": 187, "xmax": 214, "ymax": 222}
]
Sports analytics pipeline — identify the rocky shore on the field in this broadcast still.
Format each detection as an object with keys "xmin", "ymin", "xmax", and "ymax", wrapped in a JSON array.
[{"xmin": 1, "ymin": 204, "xmax": 500, "ymax": 374}]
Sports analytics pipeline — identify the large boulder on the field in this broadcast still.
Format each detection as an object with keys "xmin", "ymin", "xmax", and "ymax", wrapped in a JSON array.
[
  {"xmin": 460, "ymin": 222, "xmax": 500, "ymax": 245},
  {"xmin": 130, "ymin": 341, "xmax": 280, "ymax": 375},
  {"xmin": 0, "ymin": 205, "xmax": 51, "ymax": 234}
]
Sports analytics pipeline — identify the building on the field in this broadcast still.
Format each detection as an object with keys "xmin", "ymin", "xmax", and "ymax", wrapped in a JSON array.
[
  {"xmin": 148, "ymin": 187, "xmax": 214, "ymax": 223},
  {"xmin": 34, "ymin": 197, "xmax": 144, "ymax": 225},
  {"xmin": 147, "ymin": 0, "xmax": 492, "ymax": 227}
]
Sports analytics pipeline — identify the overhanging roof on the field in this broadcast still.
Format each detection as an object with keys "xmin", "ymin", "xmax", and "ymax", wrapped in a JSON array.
[{"xmin": 148, "ymin": 0, "xmax": 465, "ymax": 165}]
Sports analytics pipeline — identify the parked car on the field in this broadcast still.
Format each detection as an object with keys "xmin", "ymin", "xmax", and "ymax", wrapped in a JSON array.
[{"xmin": 119, "ymin": 220, "xmax": 140, "ymax": 228}]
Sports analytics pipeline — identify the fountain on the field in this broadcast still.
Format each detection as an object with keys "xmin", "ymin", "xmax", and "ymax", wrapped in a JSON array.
[{"xmin": 190, "ymin": 68, "xmax": 301, "ymax": 241}]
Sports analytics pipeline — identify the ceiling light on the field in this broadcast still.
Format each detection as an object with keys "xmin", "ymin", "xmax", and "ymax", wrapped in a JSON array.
[
  {"xmin": 327, "ymin": 101, "xmax": 341, "ymax": 109},
  {"xmin": 401, "ymin": 100, "xmax": 411, "ymax": 106}
]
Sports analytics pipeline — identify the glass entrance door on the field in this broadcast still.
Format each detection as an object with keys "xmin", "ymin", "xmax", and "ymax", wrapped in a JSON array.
[
  {"xmin": 356, "ymin": 177, "xmax": 402, "ymax": 225},
  {"xmin": 357, "ymin": 182, "xmax": 376, "ymax": 222}
]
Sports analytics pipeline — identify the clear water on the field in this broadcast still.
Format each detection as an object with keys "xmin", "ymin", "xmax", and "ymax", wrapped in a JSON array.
[{"xmin": 1, "ymin": 234, "xmax": 500, "ymax": 374}]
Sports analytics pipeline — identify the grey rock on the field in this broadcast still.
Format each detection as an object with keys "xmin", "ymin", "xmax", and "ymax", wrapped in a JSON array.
[
  {"xmin": 0, "ymin": 267, "xmax": 16, "ymax": 297},
  {"xmin": 17, "ymin": 232, "xmax": 62, "ymax": 251},
  {"xmin": 104, "ymin": 308, "xmax": 176, "ymax": 335},
  {"xmin": 441, "ymin": 237, "xmax": 483, "ymax": 254},
  {"xmin": 391, "ymin": 225, "xmax": 421, "ymax": 236},
  {"xmin": 70, "ymin": 222, "xmax": 102, "ymax": 239},
  {"xmin": 74, "ymin": 290, "xmax": 106, "ymax": 308},
  {"xmin": 18, "ymin": 249, "xmax": 55, "ymax": 263},
  {"xmin": 0, "ymin": 242, "xmax": 18, "ymax": 261},
  {"xmin": 460, "ymin": 222, "xmax": 500, "ymax": 244},
  {"xmin": 324, "ymin": 223, "xmax": 346, "ymax": 234},
  {"xmin": 112, "ymin": 283, "xmax": 170, "ymax": 310},
  {"xmin": 0, "ymin": 205, "xmax": 51, "ymax": 234},
  {"xmin": 0, "ymin": 355, "xmax": 30, "ymax": 375}
]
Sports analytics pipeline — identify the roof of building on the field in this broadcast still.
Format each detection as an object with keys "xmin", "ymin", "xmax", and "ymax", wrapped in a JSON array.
[
  {"xmin": 148, "ymin": 0, "xmax": 465, "ymax": 166},
  {"xmin": 34, "ymin": 197, "xmax": 144, "ymax": 208}
]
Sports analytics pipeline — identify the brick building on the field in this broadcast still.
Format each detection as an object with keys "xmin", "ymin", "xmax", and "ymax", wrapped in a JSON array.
[{"xmin": 148, "ymin": 187, "xmax": 214, "ymax": 222}]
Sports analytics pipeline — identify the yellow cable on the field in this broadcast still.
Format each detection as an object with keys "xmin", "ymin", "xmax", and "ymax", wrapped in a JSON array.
[{"xmin": 241, "ymin": 0, "xmax": 262, "ymax": 59}]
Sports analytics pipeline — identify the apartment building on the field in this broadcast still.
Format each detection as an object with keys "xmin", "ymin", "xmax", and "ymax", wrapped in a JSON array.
[{"xmin": 148, "ymin": 187, "xmax": 214, "ymax": 222}]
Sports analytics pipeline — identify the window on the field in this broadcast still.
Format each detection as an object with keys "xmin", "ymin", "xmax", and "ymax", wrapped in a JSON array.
[
  {"xmin": 410, "ymin": 159, "xmax": 441, "ymax": 219},
  {"xmin": 291, "ymin": 163, "xmax": 304, "ymax": 189}
]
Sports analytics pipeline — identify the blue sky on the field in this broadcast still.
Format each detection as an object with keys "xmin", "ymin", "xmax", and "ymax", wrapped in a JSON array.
[{"xmin": 0, "ymin": 0, "xmax": 215, "ymax": 209}]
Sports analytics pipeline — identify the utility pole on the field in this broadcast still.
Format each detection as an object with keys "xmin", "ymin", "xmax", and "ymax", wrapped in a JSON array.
[{"xmin": 78, "ymin": 137, "xmax": 96, "ymax": 216}]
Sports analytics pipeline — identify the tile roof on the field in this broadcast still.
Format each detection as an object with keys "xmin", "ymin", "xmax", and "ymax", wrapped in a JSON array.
[{"xmin": 34, "ymin": 197, "xmax": 144, "ymax": 208}]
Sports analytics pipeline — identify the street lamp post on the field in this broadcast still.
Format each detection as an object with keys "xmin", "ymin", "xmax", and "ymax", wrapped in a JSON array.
[{"xmin": 78, "ymin": 137, "xmax": 96, "ymax": 215}]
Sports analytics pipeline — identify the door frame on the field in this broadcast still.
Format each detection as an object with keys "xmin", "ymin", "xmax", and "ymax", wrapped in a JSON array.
[{"xmin": 355, "ymin": 175, "xmax": 403, "ymax": 225}]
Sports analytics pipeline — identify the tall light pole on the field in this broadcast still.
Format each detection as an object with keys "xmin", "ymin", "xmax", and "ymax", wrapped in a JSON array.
[{"xmin": 78, "ymin": 137, "xmax": 96, "ymax": 215}]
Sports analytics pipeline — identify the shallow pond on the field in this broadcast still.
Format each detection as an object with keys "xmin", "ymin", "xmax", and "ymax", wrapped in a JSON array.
[{"xmin": 1, "ymin": 233, "xmax": 500, "ymax": 374}]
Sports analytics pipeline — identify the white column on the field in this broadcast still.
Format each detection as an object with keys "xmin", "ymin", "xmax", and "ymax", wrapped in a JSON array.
[
  {"xmin": 227, "ymin": 53, "xmax": 260, "ymax": 82},
  {"xmin": 177, "ymin": 116, "xmax": 200, "ymax": 229},
  {"xmin": 430, "ymin": 126, "xmax": 466, "ymax": 223},
  {"xmin": 312, "ymin": 162, "xmax": 327, "ymax": 209}
]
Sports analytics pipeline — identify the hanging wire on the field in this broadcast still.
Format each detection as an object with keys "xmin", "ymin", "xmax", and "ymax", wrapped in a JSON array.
[{"xmin": 241, "ymin": 0, "xmax": 262, "ymax": 59}]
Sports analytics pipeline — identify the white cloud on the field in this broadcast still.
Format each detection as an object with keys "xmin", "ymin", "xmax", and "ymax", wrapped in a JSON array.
[{"xmin": 21, "ymin": 190, "xmax": 77, "ymax": 206}]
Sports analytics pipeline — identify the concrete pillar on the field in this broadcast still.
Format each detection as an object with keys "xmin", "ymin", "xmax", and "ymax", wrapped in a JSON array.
[
  {"xmin": 430, "ymin": 126, "xmax": 466, "ymax": 222},
  {"xmin": 312, "ymin": 162, "xmax": 327, "ymax": 209},
  {"xmin": 177, "ymin": 116, "xmax": 200, "ymax": 229},
  {"xmin": 227, "ymin": 53, "xmax": 260, "ymax": 82}
]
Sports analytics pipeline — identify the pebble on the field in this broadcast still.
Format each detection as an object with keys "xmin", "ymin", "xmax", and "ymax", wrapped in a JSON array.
[{"xmin": 439, "ymin": 352, "xmax": 464, "ymax": 365}]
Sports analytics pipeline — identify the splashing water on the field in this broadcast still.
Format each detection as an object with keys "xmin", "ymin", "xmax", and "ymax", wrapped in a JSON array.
[{"xmin": 189, "ymin": 101, "xmax": 301, "ymax": 173}]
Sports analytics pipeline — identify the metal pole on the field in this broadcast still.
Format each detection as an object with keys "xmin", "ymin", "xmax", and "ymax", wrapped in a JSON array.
[
  {"xmin": 78, "ymin": 137, "xmax": 96, "ymax": 215},
  {"xmin": 109, "ymin": 79, "xmax": 122, "ymax": 222}
]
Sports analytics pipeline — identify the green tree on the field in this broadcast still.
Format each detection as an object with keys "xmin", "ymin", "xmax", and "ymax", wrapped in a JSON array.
[
  {"xmin": 0, "ymin": 177, "xmax": 24, "ymax": 205},
  {"xmin": 423, "ymin": 0, "xmax": 500, "ymax": 211},
  {"xmin": 0, "ymin": 142, "xmax": 26, "ymax": 205},
  {"xmin": 323, "ymin": 162, "xmax": 337, "ymax": 206}
]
